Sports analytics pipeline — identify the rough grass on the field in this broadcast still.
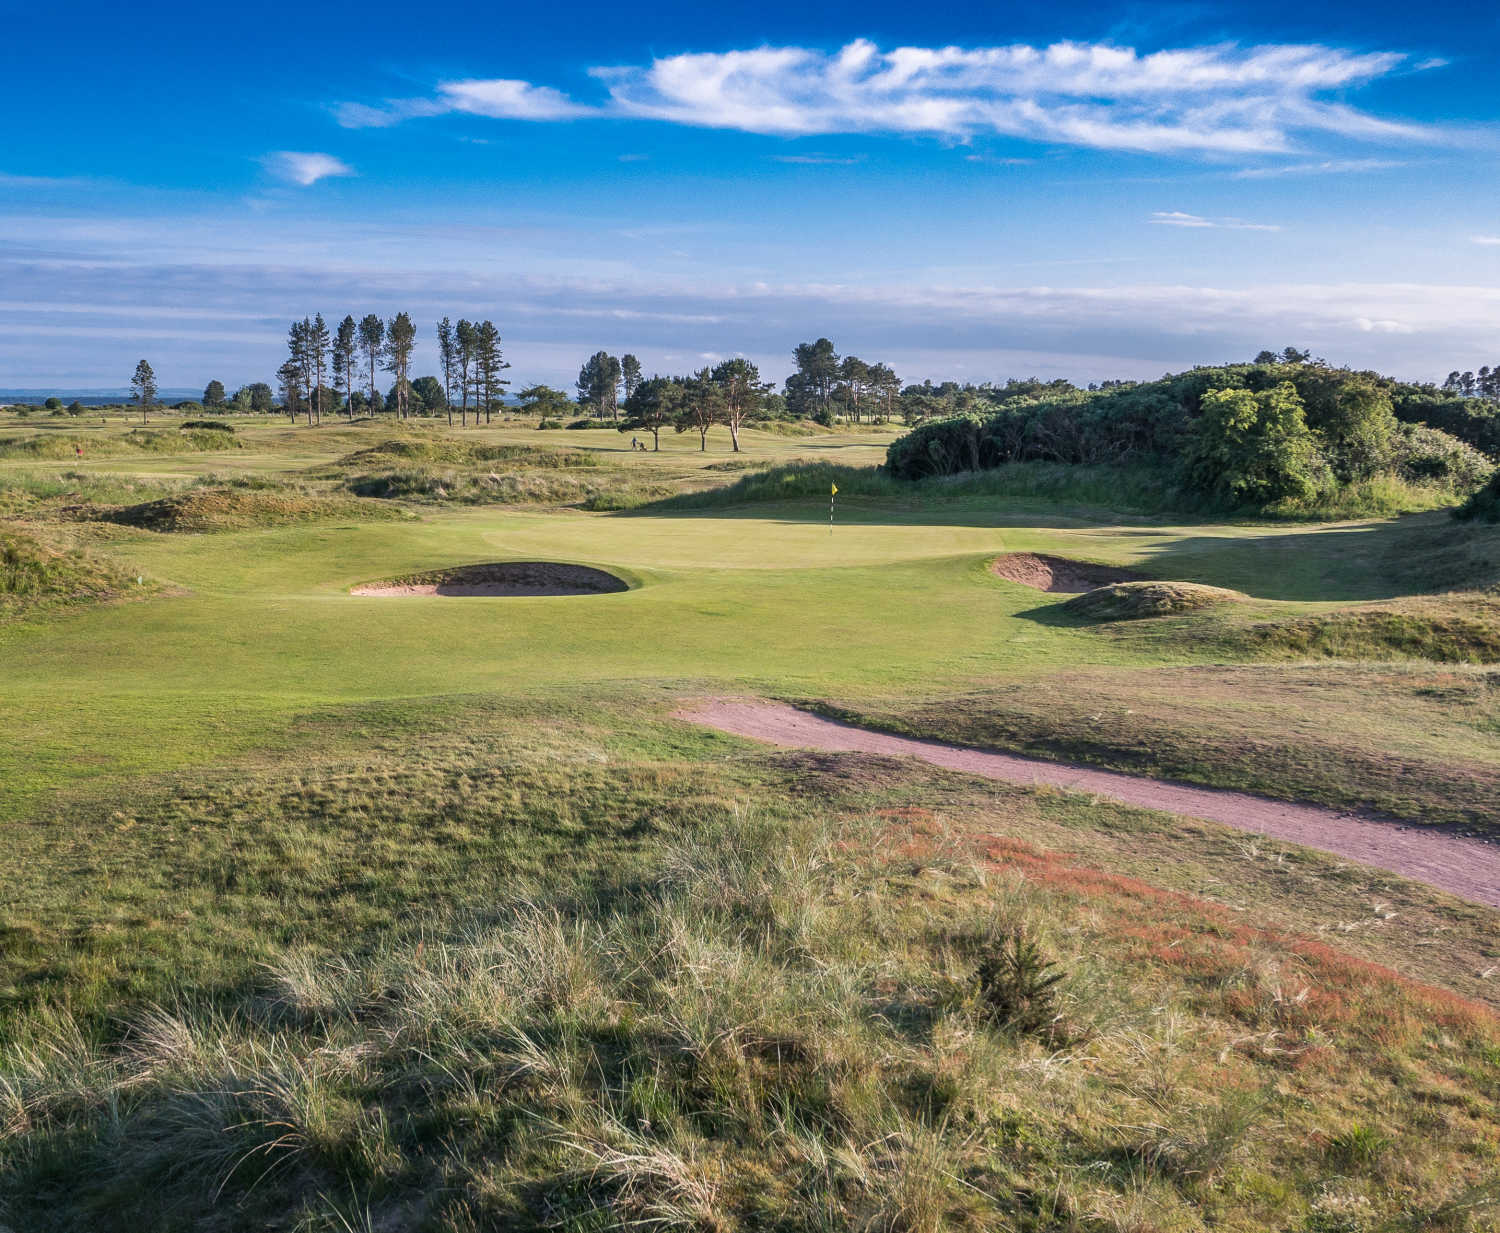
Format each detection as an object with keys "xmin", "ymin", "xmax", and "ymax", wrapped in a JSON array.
[
  {"xmin": 1231, "ymin": 595, "xmax": 1500, "ymax": 663},
  {"xmin": 1062, "ymin": 580, "xmax": 1248, "ymax": 621},
  {"xmin": 2, "ymin": 796, "xmax": 1496, "ymax": 1233},
  {"xmin": 813, "ymin": 662, "xmax": 1500, "ymax": 831},
  {"xmin": 0, "ymin": 429, "xmax": 242, "ymax": 460},
  {"xmin": 0, "ymin": 526, "xmax": 152, "ymax": 621},
  {"xmin": 106, "ymin": 484, "xmax": 407, "ymax": 533},
  {"xmin": 648, "ymin": 459, "xmax": 1188, "ymax": 514},
  {"xmin": 332, "ymin": 438, "xmax": 602, "ymax": 470}
]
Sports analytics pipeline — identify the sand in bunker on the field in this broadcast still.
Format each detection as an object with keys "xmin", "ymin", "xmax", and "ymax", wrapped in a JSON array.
[
  {"xmin": 678, "ymin": 699, "xmax": 1500, "ymax": 910},
  {"xmin": 353, "ymin": 561, "xmax": 627, "ymax": 597},
  {"xmin": 991, "ymin": 552, "xmax": 1144, "ymax": 594}
]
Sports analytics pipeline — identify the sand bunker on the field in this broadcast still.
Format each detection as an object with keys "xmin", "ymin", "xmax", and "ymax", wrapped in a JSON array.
[
  {"xmin": 991, "ymin": 552, "xmax": 1144, "ymax": 593},
  {"xmin": 353, "ymin": 561, "xmax": 627, "ymax": 597}
]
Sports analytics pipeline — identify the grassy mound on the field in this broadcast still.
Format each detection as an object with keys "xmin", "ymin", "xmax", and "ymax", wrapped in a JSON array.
[
  {"xmin": 1063, "ymin": 580, "xmax": 1248, "ymax": 620},
  {"xmin": 334, "ymin": 438, "xmax": 599, "ymax": 470},
  {"xmin": 107, "ymin": 486, "xmax": 402, "ymax": 533},
  {"xmin": 1240, "ymin": 596, "xmax": 1500, "ymax": 663},
  {"xmin": 0, "ymin": 429, "xmax": 241, "ymax": 460},
  {"xmin": 1, "ymin": 527, "xmax": 146, "ymax": 620}
]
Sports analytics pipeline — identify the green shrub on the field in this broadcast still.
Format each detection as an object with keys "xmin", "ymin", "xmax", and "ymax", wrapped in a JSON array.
[
  {"xmin": 179, "ymin": 419, "xmax": 235, "ymax": 433},
  {"xmin": 1454, "ymin": 469, "xmax": 1500, "ymax": 523},
  {"xmin": 1183, "ymin": 384, "xmax": 1331, "ymax": 506},
  {"xmin": 973, "ymin": 926, "xmax": 1065, "ymax": 1035}
]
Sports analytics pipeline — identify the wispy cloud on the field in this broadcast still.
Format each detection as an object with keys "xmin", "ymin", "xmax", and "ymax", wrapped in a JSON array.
[
  {"xmin": 1232, "ymin": 157, "xmax": 1405, "ymax": 178},
  {"xmin": 337, "ymin": 79, "xmax": 594, "ymax": 128},
  {"xmin": 0, "ymin": 171, "xmax": 98, "ymax": 190},
  {"xmin": 770, "ymin": 153, "xmax": 862, "ymax": 165},
  {"xmin": 1471, "ymin": 235, "xmax": 1500, "ymax": 246},
  {"xmin": 336, "ymin": 38, "xmax": 1449, "ymax": 157},
  {"xmin": 262, "ymin": 151, "xmax": 355, "ymax": 186},
  {"xmin": 1150, "ymin": 211, "xmax": 1281, "ymax": 231}
]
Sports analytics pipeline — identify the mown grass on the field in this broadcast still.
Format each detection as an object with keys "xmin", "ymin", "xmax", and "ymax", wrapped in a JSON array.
[{"xmin": 648, "ymin": 459, "xmax": 1192, "ymax": 517}]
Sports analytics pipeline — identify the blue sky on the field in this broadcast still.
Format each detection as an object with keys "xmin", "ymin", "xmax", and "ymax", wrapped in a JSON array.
[{"xmin": 4, "ymin": 0, "xmax": 1498, "ymax": 392}]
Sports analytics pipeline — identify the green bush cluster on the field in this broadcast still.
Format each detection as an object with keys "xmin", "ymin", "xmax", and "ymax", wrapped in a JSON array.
[{"xmin": 886, "ymin": 360, "xmax": 1492, "ymax": 514}]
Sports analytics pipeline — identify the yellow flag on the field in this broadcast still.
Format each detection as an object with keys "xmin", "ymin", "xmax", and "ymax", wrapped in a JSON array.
[{"xmin": 831, "ymin": 482, "xmax": 838, "ymax": 496}]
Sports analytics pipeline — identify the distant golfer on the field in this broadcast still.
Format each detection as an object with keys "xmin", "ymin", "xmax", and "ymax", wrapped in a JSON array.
[
  {"xmin": 631, "ymin": 436, "xmax": 639, "ymax": 451},
  {"xmin": 74, "ymin": 444, "xmax": 82, "ymax": 459}
]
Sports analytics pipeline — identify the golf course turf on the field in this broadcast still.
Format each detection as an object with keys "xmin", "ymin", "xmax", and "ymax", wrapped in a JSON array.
[{"xmin": 2, "ymin": 412, "xmax": 1499, "ymax": 1231}]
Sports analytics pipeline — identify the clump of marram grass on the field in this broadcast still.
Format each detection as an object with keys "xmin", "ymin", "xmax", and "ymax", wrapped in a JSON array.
[
  {"xmin": 1062, "ymin": 579, "xmax": 1248, "ymax": 621},
  {"xmin": 3, "ymin": 802, "xmax": 1498, "ymax": 1232},
  {"xmin": 1, "ymin": 526, "xmax": 151, "ymax": 618}
]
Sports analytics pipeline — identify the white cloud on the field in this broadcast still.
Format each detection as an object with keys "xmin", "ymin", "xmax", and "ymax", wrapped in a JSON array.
[
  {"xmin": 1150, "ymin": 211, "xmax": 1281, "ymax": 231},
  {"xmin": 1232, "ymin": 157, "xmax": 1405, "ymax": 178},
  {"xmin": 1470, "ymin": 235, "xmax": 1500, "ymax": 246},
  {"xmin": 334, "ymin": 38, "xmax": 1447, "ymax": 157},
  {"xmin": 338, "ymin": 79, "xmax": 593, "ymax": 127},
  {"xmin": 771, "ymin": 153, "xmax": 862, "ymax": 165},
  {"xmin": 262, "ymin": 151, "xmax": 354, "ymax": 186},
  {"xmin": 1354, "ymin": 316, "xmax": 1414, "ymax": 333}
]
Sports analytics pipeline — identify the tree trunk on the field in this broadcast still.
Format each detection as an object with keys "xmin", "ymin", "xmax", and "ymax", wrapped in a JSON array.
[
  {"xmin": 699, "ymin": 426, "xmax": 707, "ymax": 450},
  {"xmin": 729, "ymin": 420, "xmax": 740, "ymax": 452},
  {"xmin": 651, "ymin": 426, "xmax": 660, "ymax": 450}
]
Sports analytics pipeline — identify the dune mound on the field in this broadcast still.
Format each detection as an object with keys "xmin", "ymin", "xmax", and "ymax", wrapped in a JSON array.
[
  {"xmin": 353, "ymin": 561, "xmax": 628, "ymax": 597},
  {"xmin": 1063, "ymin": 580, "xmax": 1248, "ymax": 621},
  {"xmin": 108, "ymin": 487, "xmax": 396, "ymax": 533},
  {"xmin": 991, "ymin": 552, "xmax": 1144, "ymax": 593}
]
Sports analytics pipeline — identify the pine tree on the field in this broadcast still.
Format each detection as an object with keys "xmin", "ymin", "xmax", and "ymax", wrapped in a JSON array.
[
  {"xmin": 309, "ymin": 313, "xmax": 331, "ymax": 425},
  {"xmin": 474, "ymin": 320, "xmax": 510, "ymax": 423},
  {"xmin": 436, "ymin": 317, "xmax": 456, "ymax": 427},
  {"xmin": 333, "ymin": 316, "xmax": 357, "ymax": 419},
  {"xmin": 384, "ymin": 313, "xmax": 416, "ymax": 419},
  {"xmin": 358, "ymin": 314, "xmax": 385, "ymax": 413},
  {"xmin": 622, "ymin": 354, "xmax": 642, "ymax": 401},
  {"xmin": 130, "ymin": 359, "xmax": 157, "ymax": 424}
]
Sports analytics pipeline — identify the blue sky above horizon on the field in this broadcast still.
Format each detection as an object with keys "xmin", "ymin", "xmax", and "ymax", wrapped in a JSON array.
[{"xmin": 4, "ymin": 0, "xmax": 1499, "ymax": 393}]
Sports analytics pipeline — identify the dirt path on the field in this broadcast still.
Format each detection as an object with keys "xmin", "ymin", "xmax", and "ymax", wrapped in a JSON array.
[{"xmin": 679, "ymin": 699, "xmax": 1500, "ymax": 910}]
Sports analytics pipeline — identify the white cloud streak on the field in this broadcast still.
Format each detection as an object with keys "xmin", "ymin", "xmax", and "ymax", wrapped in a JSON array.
[
  {"xmin": 1150, "ymin": 211, "xmax": 1282, "ymax": 231},
  {"xmin": 336, "ymin": 38, "xmax": 1447, "ymax": 157},
  {"xmin": 1470, "ymin": 235, "xmax": 1500, "ymax": 246},
  {"xmin": 262, "ymin": 151, "xmax": 355, "ymax": 186}
]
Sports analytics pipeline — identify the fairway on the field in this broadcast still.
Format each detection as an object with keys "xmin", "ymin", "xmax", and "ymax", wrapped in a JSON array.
[{"xmin": 5, "ymin": 413, "xmax": 1500, "ymax": 1231}]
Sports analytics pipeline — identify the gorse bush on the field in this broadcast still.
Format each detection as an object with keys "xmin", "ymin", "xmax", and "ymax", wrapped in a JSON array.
[{"xmin": 884, "ymin": 360, "xmax": 1491, "ymax": 515}]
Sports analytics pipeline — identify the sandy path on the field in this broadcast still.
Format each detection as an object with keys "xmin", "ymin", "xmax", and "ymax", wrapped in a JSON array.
[{"xmin": 679, "ymin": 699, "xmax": 1500, "ymax": 910}]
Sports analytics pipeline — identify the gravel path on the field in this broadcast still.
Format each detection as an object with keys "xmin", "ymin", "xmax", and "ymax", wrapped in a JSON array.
[{"xmin": 679, "ymin": 699, "xmax": 1500, "ymax": 910}]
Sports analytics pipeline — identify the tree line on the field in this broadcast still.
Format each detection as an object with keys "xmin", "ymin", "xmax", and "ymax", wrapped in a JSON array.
[
  {"xmin": 1441, "ymin": 367, "xmax": 1500, "ymax": 400},
  {"xmin": 272, "ymin": 314, "xmax": 511, "ymax": 427}
]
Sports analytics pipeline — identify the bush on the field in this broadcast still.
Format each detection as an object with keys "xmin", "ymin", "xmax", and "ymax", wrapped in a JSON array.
[
  {"xmin": 1391, "ymin": 423, "xmax": 1490, "ymax": 489},
  {"xmin": 1454, "ymin": 469, "xmax": 1500, "ymax": 522},
  {"xmin": 885, "ymin": 414, "xmax": 991, "ymax": 479},
  {"xmin": 179, "ymin": 420, "xmax": 235, "ymax": 434},
  {"xmin": 1183, "ymin": 384, "xmax": 1331, "ymax": 505}
]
